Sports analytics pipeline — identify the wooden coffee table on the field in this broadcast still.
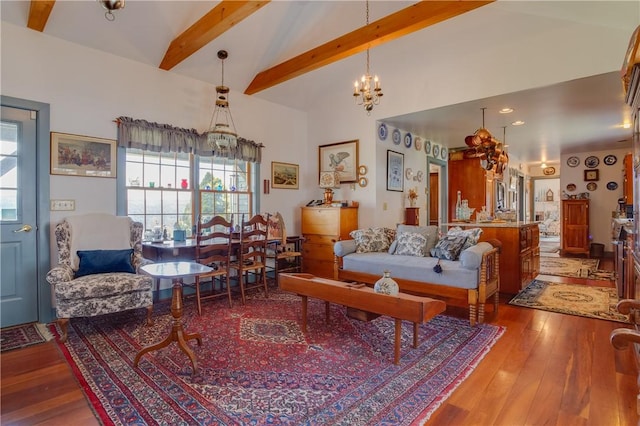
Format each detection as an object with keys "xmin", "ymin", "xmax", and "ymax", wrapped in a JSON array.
[{"xmin": 279, "ymin": 273, "xmax": 446, "ymax": 364}]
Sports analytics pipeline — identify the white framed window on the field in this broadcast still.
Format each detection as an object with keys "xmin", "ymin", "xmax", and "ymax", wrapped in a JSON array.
[{"xmin": 124, "ymin": 149, "xmax": 253, "ymax": 239}]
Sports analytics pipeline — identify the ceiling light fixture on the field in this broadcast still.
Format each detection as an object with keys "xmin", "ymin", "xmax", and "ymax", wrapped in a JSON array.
[
  {"xmin": 99, "ymin": 0, "xmax": 125, "ymax": 21},
  {"xmin": 353, "ymin": 0, "xmax": 382, "ymax": 115},
  {"xmin": 499, "ymin": 108, "xmax": 514, "ymax": 114},
  {"xmin": 512, "ymin": 120, "xmax": 525, "ymax": 126},
  {"xmin": 206, "ymin": 50, "xmax": 238, "ymax": 151}
]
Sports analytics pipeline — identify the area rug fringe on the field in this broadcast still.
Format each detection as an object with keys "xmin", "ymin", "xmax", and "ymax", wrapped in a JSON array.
[{"xmin": 50, "ymin": 294, "xmax": 505, "ymax": 425}]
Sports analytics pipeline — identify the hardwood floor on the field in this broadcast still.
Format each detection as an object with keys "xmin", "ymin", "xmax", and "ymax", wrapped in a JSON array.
[{"xmin": 1, "ymin": 257, "xmax": 637, "ymax": 425}]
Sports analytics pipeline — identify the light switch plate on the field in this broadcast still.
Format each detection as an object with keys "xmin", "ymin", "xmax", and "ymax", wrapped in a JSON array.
[{"xmin": 50, "ymin": 199, "xmax": 75, "ymax": 211}]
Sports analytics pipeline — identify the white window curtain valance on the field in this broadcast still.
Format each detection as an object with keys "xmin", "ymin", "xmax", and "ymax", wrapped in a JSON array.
[{"xmin": 116, "ymin": 116, "xmax": 263, "ymax": 163}]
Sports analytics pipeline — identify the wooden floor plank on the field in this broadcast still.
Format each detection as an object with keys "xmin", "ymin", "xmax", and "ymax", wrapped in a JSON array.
[{"xmin": 1, "ymin": 261, "xmax": 637, "ymax": 426}]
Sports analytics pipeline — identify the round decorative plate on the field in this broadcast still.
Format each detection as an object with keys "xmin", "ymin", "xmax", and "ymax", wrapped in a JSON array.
[
  {"xmin": 603, "ymin": 154, "xmax": 617, "ymax": 166},
  {"xmin": 566, "ymin": 183, "xmax": 577, "ymax": 191},
  {"xmin": 392, "ymin": 128, "xmax": 401, "ymax": 145},
  {"xmin": 404, "ymin": 132, "xmax": 412, "ymax": 148},
  {"xmin": 543, "ymin": 166, "xmax": 556, "ymax": 175},
  {"xmin": 416, "ymin": 170, "xmax": 424, "ymax": 182},
  {"xmin": 358, "ymin": 177, "xmax": 368, "ymax": 187},
  {"xmin": 378, "ymin": 123, "xmax": 388, "ymax": 141},
  {"xmin": 414, "ymin": 137, "xmax": 422, "ymax": 151},
  {"xmin": 585, "ymin": 156, "xmax": 599, "ymax": 168},
  {"xmin": 566, "ymin": 156, "xmax": 580, "ymax": 167},
  {"xmin": 606, "ymin": 181, "xmax": 618, "ymax": 190},
  {"xmin": 432, "ymin": 144, "xmax": 440, "ymax": 159},
  {"xmin": 424, "ymin": 140, "xmax": 431, "ymax": 155},
  {"xmin": 587, "ymin": 182, "xmax": 597, "ymax": 191},
  {"xmin": 405, "ymin": 168, "xmax": 413, "ymax": 180},
  {"xmin": 440, "ymin": 146, "xmax": 448, "ymax": 160},
  {"xmin": 358, "ymin": 165, "xmax": 367, "ymax": 176}
]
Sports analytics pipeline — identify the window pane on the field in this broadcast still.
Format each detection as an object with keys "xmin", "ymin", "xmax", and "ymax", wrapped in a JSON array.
[
  {"xmin": 162, "ymin": 190, "xmax": 178, "ymax": 214},
  {"xmin": 0, "ymin": 155, "xmax": 18, "ymax": 188},
  {"xmin": 127, "ymin": 189, "xmax": 145, "ymax": 214},
  {"xmin": 146, "ymin": 190, "xmax": 162, "ymax": 214},
  {"xmin": 0, "ymin": 189, "xmax": 17, "ymax": 220}
]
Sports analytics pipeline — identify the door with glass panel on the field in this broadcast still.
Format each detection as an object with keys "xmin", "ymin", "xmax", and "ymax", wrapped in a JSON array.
[{"xmin": 0, "ymin": 106, "xmax": 38, "ymax": 327}]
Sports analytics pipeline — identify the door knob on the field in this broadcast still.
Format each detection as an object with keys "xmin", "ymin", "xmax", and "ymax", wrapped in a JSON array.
[{"xmin": 13, "ymin": 224, "xmax": 33, "ymax": 233}]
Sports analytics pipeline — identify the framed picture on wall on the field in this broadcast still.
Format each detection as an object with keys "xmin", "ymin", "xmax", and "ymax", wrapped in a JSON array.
[
  {"xmin": 584, "ymin": 169, "xmax": 599, "ymax": 182},
  {"xmin": 386, "ymin": 150, "xmax": 404, "ymax": 192},
  {"xmin": 50, "ymin": 132, "xmax": 116, "ymax": 178},
  {"xmin": 271, "ymin": 161, "xmax": 299, "ymax": 189},
  {"xmin": 318, "ymin": 140, "xmax": 359, "ymax": 183}
]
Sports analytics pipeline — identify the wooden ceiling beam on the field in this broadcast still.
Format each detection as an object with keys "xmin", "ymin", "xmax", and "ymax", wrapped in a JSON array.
[
  {"xmin": 244, "ymin": 0, "xmax": 494, "ymax": 95},
  {"xmin": 159, "ymin": 0, "xmax": 270, "ymax": 71},
  {"xmin": 27, "ymin": 0, "xmax": 56, "ymax": 32}
]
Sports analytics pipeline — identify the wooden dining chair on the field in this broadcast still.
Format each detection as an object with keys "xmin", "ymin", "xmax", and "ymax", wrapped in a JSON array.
[
  {"xmin": 190, "ymin": 215, "xmax": 234, "ymax": 314},
  {"xmin": 230, "ymin": 213, "xmax": 270, "ymax": 305}
]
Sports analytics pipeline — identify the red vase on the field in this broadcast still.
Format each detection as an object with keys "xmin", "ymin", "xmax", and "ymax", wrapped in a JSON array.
[{"xmin": 181, "ymin": 179, "xmax": 188, "ymax": 189}]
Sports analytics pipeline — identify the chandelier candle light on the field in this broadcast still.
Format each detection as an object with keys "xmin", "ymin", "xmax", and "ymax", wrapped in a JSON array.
[
  {"xmin": 207, "ymin": 50, "xmax": 238, "ymax": 151},
  {"xmin": 353, "ymin": 0, "xmax": 382, "ymax": 114}
]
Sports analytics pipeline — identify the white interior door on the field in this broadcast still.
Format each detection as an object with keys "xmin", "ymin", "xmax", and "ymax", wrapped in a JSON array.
[{"xmin": 1, "ymin": 106, "xmax": 38, "ymax": 327}]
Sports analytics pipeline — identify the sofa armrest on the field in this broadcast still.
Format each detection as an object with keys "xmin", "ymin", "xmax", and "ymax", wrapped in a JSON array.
[
  {"xmin": 334, "ymin": 239, "xmax": 357, "ymax": 257},
  {"xmin": 460, "ymin": 242, "xmax": 495, "ymax": 270},
  {"xmin": 46, "ymin": 265, "xmax": 74, "ymax": 285}
]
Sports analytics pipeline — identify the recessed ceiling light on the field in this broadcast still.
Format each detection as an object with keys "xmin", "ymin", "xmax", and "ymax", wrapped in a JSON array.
[
  {"xmin": 512, "ymin": 120, "xmax": 525, "ymax": 126},
  {"xmin": 623, "ymin": 122, "xmax": 631, "ymax": 129},
  {"xmin": 499, "ymin": 108, "xmax": 514, "ymax": 114},
  {"xmin": 541, "ymin": 163, "xmax": 547, "ymax": 168}
]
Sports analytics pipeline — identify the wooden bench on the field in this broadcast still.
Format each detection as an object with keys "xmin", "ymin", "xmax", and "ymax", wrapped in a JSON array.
[{"xmin": 279, "ymin": 273, "xmax": 446, "ymax": 364}]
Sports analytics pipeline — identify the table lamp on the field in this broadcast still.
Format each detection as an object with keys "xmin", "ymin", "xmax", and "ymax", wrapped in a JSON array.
[{"xmin": 319, "ymin": 171, "xmax": 340, "ymax": 205}]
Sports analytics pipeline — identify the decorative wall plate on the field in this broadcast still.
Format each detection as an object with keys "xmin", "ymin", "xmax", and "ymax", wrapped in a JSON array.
[
  {"xmin": 587, "ymin": 182, "xmax": 597, "ymax": 191},
  {"xmin": 416, "ymin": 170, "xmax": 424, "ymax": 182},
  {"xmin": 425, "ymin": 140, "xmax": 431, "ymax": 155},
  {"xmin": 440, "ymin": 146, "xmax": 448, "ymax": 160},
  {"xmin": 566, "ymin": 156, "xmax": 580, "ymax": 167},
  {"xmin": 403, "ymin": 132, "xmax": 412, "ymax": 148},
  {"xmin": 432, "ymin": 144, "xmax": 440, "ymax": 159},
  {"xmin": 414, "ymin": 137, "xmax": 422, "ymax": 151},
  {"xmin": 378, "ymin": 123, "xmax": 388, "ymax": 141},
  {"xmin": 358, "ymin": 177, "xmax": 368, "ymax": 187},
  {"xmin": 405, "ymin": 168, "xmax": 413, "ymax": 180},
  {"xmin": 358, "ymin": 165, "xmax": 367, "ymax": 176},
  {"xmin": 585, "ymin": 156, "xmax": 599, "ymax": 168},
  {"xmin": 606, "ymin": 181, "xmax": 618, "ymax": 190},
  {"xmin": 603, "ymin": 154, "xmax": 617, "ymax": 165},
  {"xmin": 543, "ymin": 166, "xmax": 556, "ymax": 175},
  {"xmin": 566, "ymin": 183, "xmax": 577, "ymax": 191},
  {"xmin": 392, "ymin": 128, "xmax": 401, "ymax": 145}
]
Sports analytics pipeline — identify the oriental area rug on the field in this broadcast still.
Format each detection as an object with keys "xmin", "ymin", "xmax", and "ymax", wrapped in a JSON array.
[
  {"xmin": 539, "ymin": 257, "xmax": 615, "ymax": 281},
  {"xmin": 51, "ymin": 291, "xmax": 504, "ymax": 425},
  {"xmin": 1, "ymin": 323, "xmax": 53, "ymax": 352},
  {"xmin": 509, "ymin": 279, "xmax": 628, "ymax": 323}
]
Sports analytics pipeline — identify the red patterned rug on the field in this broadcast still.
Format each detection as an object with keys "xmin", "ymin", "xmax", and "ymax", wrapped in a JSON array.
[
  {"xmin": 1, "ymin": 323, "xmax": 53, "ymax": 352},
  {"xmin": 51, "ymin": 291, "xmax": 504, "ymax": 425}
]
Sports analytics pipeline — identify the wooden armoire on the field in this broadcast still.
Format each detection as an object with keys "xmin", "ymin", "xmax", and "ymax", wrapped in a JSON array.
[
  {"xmin": 447, "ymin": 156, "xmax": 494, "ymax": 221},
  {"xmin": 561, "ymin": 199, "xmax": 589, "ymax": 256}
]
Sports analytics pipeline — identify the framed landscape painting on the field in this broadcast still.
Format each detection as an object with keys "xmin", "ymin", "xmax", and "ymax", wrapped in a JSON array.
[
  {"xmin": 271, "ymin": 161, "xmax": 299, "ymax": 189},
  {"xmin": 318, "ymin": 140, "xmax": 358, "ymax": 183},
  {"xmin": 50, "ymin": 132, "xmax": 116, "ymax": 178},
  {"xmin": 387, "ymin": 150, "xmax": 404, "ymax": 192}
]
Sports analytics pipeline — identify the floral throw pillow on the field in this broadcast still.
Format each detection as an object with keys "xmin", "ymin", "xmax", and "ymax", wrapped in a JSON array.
[
  {"xmin": 349, "ymin": 227, "xmax": 392, "ymax": 253},
  {"xmin": 394, "ymin": 232, "xmax": 427, "ymax": 256},
  {"xmin": 430, "ymin": 235, "xmax": 468, "ymax": 260},
  {"xmin": 447, "ymin": 226, "xmax": 483, "ymax": 251}
]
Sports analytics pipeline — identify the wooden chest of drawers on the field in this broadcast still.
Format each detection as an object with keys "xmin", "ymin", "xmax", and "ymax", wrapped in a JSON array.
[{"xmin": 301, "ymin": 206, "xmax": 358, "ymax": 278}]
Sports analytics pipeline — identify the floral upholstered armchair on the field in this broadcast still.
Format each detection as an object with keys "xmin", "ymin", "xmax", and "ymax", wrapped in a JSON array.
[{"xmin": 46, "ymin": 213, "xmax": 154, "ymax": 342}]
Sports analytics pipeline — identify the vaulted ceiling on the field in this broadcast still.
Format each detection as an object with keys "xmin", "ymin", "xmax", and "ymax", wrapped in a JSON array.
[{"xmin": 2, "ymin": 1, "xmax": 638, "ymax": 165}]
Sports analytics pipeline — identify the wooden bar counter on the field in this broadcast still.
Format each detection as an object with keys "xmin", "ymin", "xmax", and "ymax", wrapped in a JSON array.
[{"xmin": 444, "ymin": 221, "xmax": 540, "ymax": 295}]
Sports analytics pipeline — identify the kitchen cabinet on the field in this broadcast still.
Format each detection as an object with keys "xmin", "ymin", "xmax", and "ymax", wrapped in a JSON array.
[{"xmin": 561, "ymin": 199, "xmax": 590, "ymax": 256}]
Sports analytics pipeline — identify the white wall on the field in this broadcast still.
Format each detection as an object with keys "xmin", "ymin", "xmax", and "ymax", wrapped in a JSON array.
[
  {"xmin": 1, "ymin": 23, "xmax": 310, "ymax": 239},
  {"xmin": 560, "ymin": 148, "xmax": 632, "ymax": 252}
]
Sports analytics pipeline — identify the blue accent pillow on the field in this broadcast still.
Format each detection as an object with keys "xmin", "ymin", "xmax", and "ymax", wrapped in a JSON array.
[{"xmin": 75, "ymin": 249, "xmax": 135, "ymax": 278}]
